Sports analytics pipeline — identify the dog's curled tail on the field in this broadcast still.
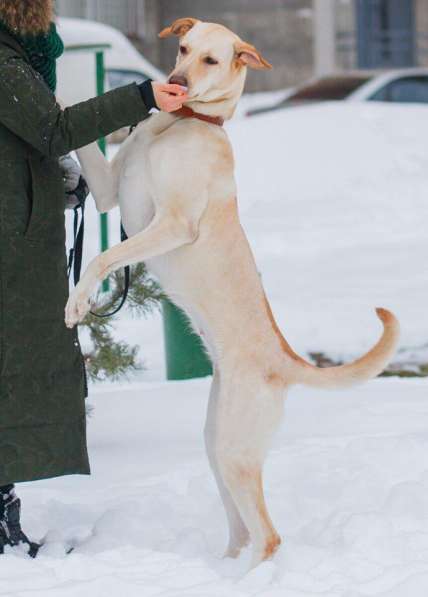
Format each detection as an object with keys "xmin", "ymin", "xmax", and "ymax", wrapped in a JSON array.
[{"xmin": 292, "ymin": 308, "xmax": 399, "ymax": 390}]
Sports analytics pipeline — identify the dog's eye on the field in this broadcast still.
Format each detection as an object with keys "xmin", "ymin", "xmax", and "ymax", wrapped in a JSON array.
[
  {"xmin": 204, "ymin": 56, "xmax": 219, "ymax": 65},
  {"xmin": 179, "ymin": 45, "xmax": 188, "ymax": 55}
]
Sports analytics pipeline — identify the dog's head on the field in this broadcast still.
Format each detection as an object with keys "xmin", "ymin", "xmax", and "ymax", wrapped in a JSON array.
[{"xmin": 159, "ymin": 18, "xmax": 272, "ymax": 118}]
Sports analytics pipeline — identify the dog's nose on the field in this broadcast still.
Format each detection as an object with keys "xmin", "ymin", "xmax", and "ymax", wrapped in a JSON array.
[{"xmin": 168, "ymin": 74, "xmax": 188, "ymax": 88}]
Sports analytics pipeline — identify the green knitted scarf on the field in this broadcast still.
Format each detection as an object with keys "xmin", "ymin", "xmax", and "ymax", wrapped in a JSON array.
[{"xmin": 0, "ymin": 22, "xmax": 64, "ymax": 92}]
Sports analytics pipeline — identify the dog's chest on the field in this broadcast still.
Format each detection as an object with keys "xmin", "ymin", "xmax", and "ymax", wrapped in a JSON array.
[{"xmin": 117, "ymin": 135, "xmax": 156, "ymax": 238}]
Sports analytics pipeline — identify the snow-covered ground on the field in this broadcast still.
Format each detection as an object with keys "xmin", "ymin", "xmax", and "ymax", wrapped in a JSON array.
[
  {"xmin": 3, "ymin": 102, "xmax": 428, "ymax": 595},
  {"xmin": 4, "ymin": 377, "xmax": 428, "ymax": 596},
  {"xmin": 233, "ymin": 88, "xmax": 290, "ymax": 119},
  {"xmin": 228, "ymin": 102, "xmax": 428, "ymax": 368}
]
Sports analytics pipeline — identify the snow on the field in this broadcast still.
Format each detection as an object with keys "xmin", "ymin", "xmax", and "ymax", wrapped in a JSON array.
[
  {"xmin": 228, "ymin": 102, "xmax": 428, "ymax": 364},
  {"xmin": 233, "ymin": 89, "xmax": 291, "ymax": 119},
  {"xmin": 3, "ymin": 378, "xmax": 428, "ymax": 596},
  {"xmin": 4, "ymin": 102, "xmax": 428, "ymax": 594}
]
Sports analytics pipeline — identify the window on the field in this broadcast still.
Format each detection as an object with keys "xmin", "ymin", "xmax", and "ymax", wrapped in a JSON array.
[
  {"xmin": 285, "ymin": 75, "xmax": 372, "ymax": 102},
  {"xmin": 107, "ymin": 69, "xmax": 149, "ymax": 90},
  {"xmin": 369, "ymin": 76, "xmax": 428, "ymax": 103},
  {"xmin": 357, "ymin": 0, "xmax": 415, "ymax": 68}
]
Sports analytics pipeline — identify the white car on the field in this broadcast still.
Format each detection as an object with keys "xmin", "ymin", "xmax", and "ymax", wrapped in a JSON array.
[
  {"xmin": 56, "ymin": 17, "xmax": 165, "ymax": 106},
  {"xmin": 247, "ymin": 68, "xmax": 428, "ymax": 116}
]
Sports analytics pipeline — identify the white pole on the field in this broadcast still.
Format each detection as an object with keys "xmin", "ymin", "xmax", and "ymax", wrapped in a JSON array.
[{"xmin": 313, "ymin": 0, "xmax": 337, "ymax": 76}]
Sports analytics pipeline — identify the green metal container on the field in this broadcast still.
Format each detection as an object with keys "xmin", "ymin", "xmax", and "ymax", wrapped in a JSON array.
[{"xmin": 162, "ymin": 300, "xmax": 212, "ymax": 380}]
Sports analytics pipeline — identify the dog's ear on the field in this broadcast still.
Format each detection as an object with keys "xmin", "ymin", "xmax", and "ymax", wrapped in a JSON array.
[
  {"xmin": 234, "ymin": 42, "xmax": 272, "ymax": 70},
  {"xmin": 159, "ymin": 17, "xmax": 199, "ymax": 39}
]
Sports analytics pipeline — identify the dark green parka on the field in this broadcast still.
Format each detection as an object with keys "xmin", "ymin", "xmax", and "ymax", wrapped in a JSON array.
[{"xmin": 0, "ymin": 29, "xmax": 150, "ymax": 485}]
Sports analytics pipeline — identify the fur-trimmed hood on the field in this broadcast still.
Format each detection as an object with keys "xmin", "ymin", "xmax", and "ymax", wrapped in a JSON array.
[{"xmin": 0, "ymin": 0, "xmax": 54, "ymax": 35}]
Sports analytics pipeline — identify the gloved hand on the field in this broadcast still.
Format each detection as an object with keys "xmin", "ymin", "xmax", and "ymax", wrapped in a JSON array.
[{"xmin": 59, "ymin": 154, "xmax": 90, "ymax": 210}]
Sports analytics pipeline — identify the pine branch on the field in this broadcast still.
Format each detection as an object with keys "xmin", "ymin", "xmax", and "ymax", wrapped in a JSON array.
[{"xmin": 78, "ymin": 263, "xmax": 165, "ymax": 382}]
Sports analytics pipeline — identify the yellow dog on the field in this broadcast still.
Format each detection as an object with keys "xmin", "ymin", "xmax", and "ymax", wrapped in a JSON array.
[{"xmin": 66, "ymin": 18, "xmax": 400, "ymax": 567}]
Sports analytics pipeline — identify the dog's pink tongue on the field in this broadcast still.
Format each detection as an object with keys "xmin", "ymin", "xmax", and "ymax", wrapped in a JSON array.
[{"xmin": 168, "ymin": 74, "xmax": 188, "ymax": 88}]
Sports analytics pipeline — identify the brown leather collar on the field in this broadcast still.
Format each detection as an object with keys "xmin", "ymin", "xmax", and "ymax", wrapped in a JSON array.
[{"xmin": 174, "ymin": 106, "xmax": 224, "ymax": 127}]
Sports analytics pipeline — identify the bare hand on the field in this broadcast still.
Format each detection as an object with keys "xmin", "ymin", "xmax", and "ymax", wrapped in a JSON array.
[{"xmin": 152, "ymin": 82, "xmax": 188, "ymax": 112}]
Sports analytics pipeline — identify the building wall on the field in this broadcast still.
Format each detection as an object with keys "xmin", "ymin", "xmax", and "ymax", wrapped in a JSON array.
[
  {"xmin": 415, "ymin": 0, "xmax": 428, "ymax": 66},
  {"xmin": 335, "ymin": 0, "xmax": 356, "ymax": 71},
  {"xmin": 56, "ymin": 0, "xmax": 146, "ymax": 36},
  {"xmin": 55, "ymin": 0, "xmax": 86, "ymax": 18}
]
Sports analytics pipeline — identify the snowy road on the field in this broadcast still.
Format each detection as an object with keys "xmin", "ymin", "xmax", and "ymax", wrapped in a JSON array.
[{"xmin": 3, "ymin": 377, "xmax": 428, "ymax": 597}]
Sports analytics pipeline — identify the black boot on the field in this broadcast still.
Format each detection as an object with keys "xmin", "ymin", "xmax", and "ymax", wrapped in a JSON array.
[{"xmin": 0, "ymin": 485, "xmax": 40, "ymax": 558}]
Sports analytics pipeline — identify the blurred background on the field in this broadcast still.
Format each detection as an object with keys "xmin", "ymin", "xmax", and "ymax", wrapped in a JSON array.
[{"xmin": 56, "ymin": 0, "xmax": 428, "ymax": 92}]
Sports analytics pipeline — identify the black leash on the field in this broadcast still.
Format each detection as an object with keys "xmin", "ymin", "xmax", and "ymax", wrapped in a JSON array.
[
  {"xmin": 67, "ymin": 200, "xmax": 85, "ymax": 286},
  {"xmin": 92, "ymin": 223, "xmax": 130, "ymax": 319},
  {"xmin": 67, "ymin": 126, "xmax": 139, "ymax": 318},
  {"xmin": 67, "ymin": 199, "xmax": 130, "ymax": 319}
]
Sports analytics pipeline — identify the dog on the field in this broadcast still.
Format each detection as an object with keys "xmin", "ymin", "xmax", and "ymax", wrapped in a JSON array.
[{"xmin": 65, "ymin": 18, "xmax": 400, "ymax": 568}]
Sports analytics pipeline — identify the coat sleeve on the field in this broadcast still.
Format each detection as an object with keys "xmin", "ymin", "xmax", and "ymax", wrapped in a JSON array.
[{"xmin": 0, "ymin": 55, "xmax": 150, "ymax": 157}]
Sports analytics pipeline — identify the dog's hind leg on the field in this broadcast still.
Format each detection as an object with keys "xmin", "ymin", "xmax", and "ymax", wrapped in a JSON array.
[
  {"xmin": 214, "ymin": 379, "xmax": 284, "ymax": 568},
  {"xmin": 204, "ymin": 370, "xmax": 250, "ymax": 558},
  {"xmin": 228, "ymin": 466, "xmax": 281, "ymax": 568}
]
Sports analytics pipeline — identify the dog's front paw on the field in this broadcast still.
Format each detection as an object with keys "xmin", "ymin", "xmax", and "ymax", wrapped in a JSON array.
[{"xmin": 65, "ymin": 290, "xmax": 91, "ymax": 328}]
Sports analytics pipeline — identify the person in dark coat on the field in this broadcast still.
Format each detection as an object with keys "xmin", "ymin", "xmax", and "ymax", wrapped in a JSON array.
[{"xmin": 0, "ymin": 0, "xmax": 187, "ymax": 556}]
